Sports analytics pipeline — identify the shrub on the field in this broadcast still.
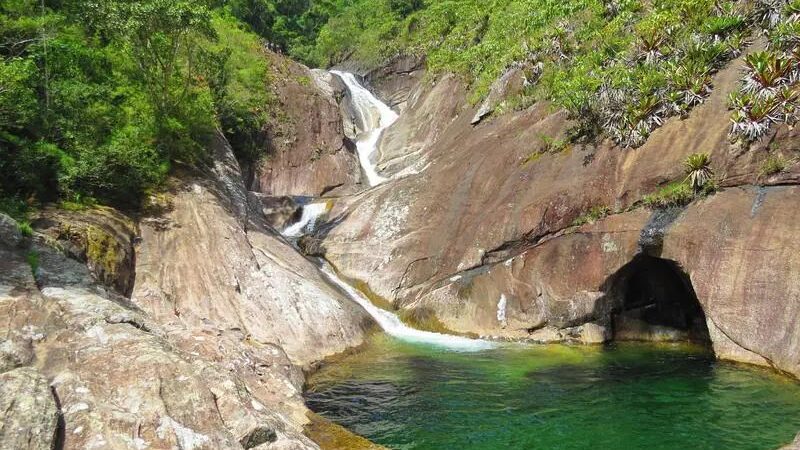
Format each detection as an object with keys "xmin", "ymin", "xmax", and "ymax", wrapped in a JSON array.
[
  {"xmin": 760, "ymin": 154, "xmax": 788, "ymax": 176},
  {"xmin": 572, "ymin": 205, "xmax": 612, "ymax": 226},
  {"xmin": 202, "ymin": 12, "xmax": 274, "ymax": 166},
  {"xmin": 63, "ymin": 126, "xmax": 169, "ymax": 209},
  {"xmin": 17, "ymin": 221, "xmax": 33, "ymax": 237},
  {"xmin": 641, "ymin": 181, "xmax": 695, "ymax": 208},
  {"xmin": 26, "ymin": 250, "xmax": 39, "ymax": 274}
]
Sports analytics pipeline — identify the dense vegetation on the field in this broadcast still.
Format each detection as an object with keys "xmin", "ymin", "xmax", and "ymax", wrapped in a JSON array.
[
  {"xmin": 1, "ymin": 0, "xmax": 273, "ymax": 213},
  {"xmin": 309, "ymin": 0, "xmax": 800, "ymax": 146},
  {"xmin": 5, "ymin": 0, "xmax": 799, "ymax": 217}
]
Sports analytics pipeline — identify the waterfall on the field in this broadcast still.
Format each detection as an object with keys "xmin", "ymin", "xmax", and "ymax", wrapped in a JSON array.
[
  {"xmin": 281, "ymin": 74, "xmax": 490, "ymax": 350},
  {"xmin": 330, "ymin": 70, "xmax": 399, "ymax": 187},
  {"xmin": 282, "ymin": 202, "xmax": 329, "ymax": 238},
  {"xmin": 319, "ymin": 262, "xmax": 495, "ymax": 352}
]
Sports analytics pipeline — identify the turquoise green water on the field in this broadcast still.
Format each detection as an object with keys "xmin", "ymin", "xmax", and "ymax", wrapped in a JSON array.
[{"xmin": 305, "ymin": 336, "xmax": 800, "ymax": 450}]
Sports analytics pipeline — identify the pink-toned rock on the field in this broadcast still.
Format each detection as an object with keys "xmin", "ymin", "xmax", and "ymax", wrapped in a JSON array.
[
  {"xmin": 662, "ymin": 186, "xmax": 800, "ymax": 377},
  {"xmin": 318, "ymin": 44, "xmax": 800, "ymax": 379},
  {"xmin": 253, "ymin": 52, "xmax": 360, "ymax": 197},
  {"xmin": 133, "ymin": 132, "xmax": 371, "ymax": 368}
]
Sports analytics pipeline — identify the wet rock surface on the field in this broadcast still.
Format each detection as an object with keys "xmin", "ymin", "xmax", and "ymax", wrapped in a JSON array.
[{"xmin": 133, "ymin": 132, "xmax": 371, "ymax": 367}]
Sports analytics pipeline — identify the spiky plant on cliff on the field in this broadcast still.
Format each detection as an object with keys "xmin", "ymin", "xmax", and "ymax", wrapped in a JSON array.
[
  {"xmin": 684, "ymin": 153, "xmax": 714, "ymax": 192},
  {"xmin": 730, "ymin": 92, "xmax": 781, "ymax": 140},
  {"xmin": 755, "ymin": 0, "xmax": 791, "ymax": 28},
  {"xmin": 730, "ymin": 0, "xmax": 800, "ymax": 141},
  {"xmin": 742, "ymin": 51, "xmax": 793, "ymax": 98}
]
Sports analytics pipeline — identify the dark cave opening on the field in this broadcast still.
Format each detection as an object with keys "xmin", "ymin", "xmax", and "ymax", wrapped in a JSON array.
[{"xmin": 608, "ymin": 255, "xmax": 710, "ymax": 345}]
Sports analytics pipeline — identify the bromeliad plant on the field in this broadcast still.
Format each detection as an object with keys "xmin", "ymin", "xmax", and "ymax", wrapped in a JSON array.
[
  {"xmin": 730, "ymin": 0, "xmax": 800, "ymax": 141},
  {"xmin": 684, "ymin": 153, "xmax": 714, "ymax": 191},
  {"xmin": 742, "ymin": 51, "xmax": 793, "ymax": 98}
]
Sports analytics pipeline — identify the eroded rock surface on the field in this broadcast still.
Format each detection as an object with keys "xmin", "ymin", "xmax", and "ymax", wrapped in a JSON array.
[
  {"xmin": 0, "ymin": 367, "xmax": 58, "ymax": 450},
  {"xmin": 0, "ymin": 130, "xmax": 373, "ymax": 449},
  {"xmin": 32, "ymin": 205, "xmax": 136, "ymax": 295},
  {"xmin": 0, "ymin": 216, "xmax": 322, "ymax": 449}
]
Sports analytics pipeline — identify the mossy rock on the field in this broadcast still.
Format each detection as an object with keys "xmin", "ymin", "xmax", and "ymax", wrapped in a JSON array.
[
  {"xmin": 305, "ymin": 412, "xmax": 386, "ymax": 450},
  {"xmin": 32, "ymin": 205, "xmax": 136, "ymax": 295},
  {"xmin": 398, "ymin": 307, "xmax": 453, "ymax": 335}
]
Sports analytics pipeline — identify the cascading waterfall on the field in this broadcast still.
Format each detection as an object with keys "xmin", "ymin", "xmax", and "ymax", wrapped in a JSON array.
[
  {"xmin": 282, "ymin": 202, "xmax": 330, "ymax": 238},
  {"xmin": 281, "ymin": 73, "xmax": 492, "ymax": 351},
  {"xmin": 319, "ymin": 262, "xmax": 494, "ymax": 351},
  {"xmin": 330, "ymin": 70, "xmax": 399, "ymax": 187}
]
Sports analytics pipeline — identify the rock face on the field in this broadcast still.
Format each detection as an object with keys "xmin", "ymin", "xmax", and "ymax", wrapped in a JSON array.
[
  {"xmin": 253, "ymin": 52, "xmax": 361, "ymax": 197},
  {"xmin": 316, "ymin": 44, "xmax": 800, "ymax": 379},
  {"xmin": 133, "ymin": 131, "xmax": 371, "ymax": 367},
  {"xmin": 0, "ymin": 367, "xmax": 58, "ymax": 450},
  {"xmin": 0, "ymin": 214, "xmax": 323, "ymax": 449},
  {"xmin": 0, "ymin": 130, "xmax": 373, "ymax": 449},
  {"xmin": 364, "ymin": 55, "xmax": 426, "ymax": 114}
]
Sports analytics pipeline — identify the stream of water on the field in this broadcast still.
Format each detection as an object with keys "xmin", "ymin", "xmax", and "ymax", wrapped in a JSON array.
[
  {"xmin": 318, "ymin": 263, "xmax": 494, "ymax": 351},
  {"xmin": 282, "ymin": 201, "xmax": 330, "ymax": 238},
  {"xmin": 330, "ymin": 70, "xmax": 398, "ymax": 187}
]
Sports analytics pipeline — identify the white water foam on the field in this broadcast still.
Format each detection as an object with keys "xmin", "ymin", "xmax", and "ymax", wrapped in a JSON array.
[
  {"xmin": 282, "ymin": 202, "xmax": 329, "ymax": 238},
  {"xmin": 331, "ymin": 70, "xmax": 399, "ymax": 187},
  {"xmin": 319, "ymin": 262, "xmax": 494, "ymax": 352}
]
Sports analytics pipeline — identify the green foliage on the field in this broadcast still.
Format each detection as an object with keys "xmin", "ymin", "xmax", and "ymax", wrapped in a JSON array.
[
  {"xmin": 0, "ymin": 197, "xmax": 29, "ymax": 221},
  {"xmin": 202, "ymin": 12, "xmax": 274, "ymax": 165},
  {"xmin": 26, "ymin": 250, "xmax": 39, "ymax": 274},
  {"xmin": 538, "ymin": 133, "xmax": 572, "ymax": 154},
  {"xmin": 730, "ymin": 2, "xmax": 800, "ymax": 141},
  {"xmin": 572, "ymin": 205, "xmax": 611, "ymax": 226},
  {"xmin": 227, "ymin": 0, "xmax": 351, "ymax": 64},
  {"xmin": 641, "ymin": 181, "xmax": 695, "ymax": 208},
  {"xmin": 308, "ymin": 0, "xmax": 764, "ymax": 146},
  {"xmin": 17, "ymin": 221, "xmax": 33, "ymax": 237},
  {"xmin": 760, "ymin": 153, "xmax": 788, "ymax": 176},
  {"xmin": 1, "ymin": 0, "xmax": 277, "ymax": 209},
  {"xmin": 0, "ymin": 58, "xmax": 36, "ymax": 131}
]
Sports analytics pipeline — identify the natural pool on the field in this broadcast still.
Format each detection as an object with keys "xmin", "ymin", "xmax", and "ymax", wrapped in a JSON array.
[{"xmin": 305, "ymin": 336, "xmax": 800, "ymax": 450}]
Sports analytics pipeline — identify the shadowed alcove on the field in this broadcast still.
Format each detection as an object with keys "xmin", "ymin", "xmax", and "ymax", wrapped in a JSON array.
[{"xmin": 604, "ymin": 255, "xmax": 710, "ymax": 345}]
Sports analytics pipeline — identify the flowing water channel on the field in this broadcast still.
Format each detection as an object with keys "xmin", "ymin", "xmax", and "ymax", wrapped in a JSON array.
[
  {"xmin": 330, "ymin": 70, "xmax": 398, "ymax": 187},
  {"xmin": 287, "ymin": 73, "xmax": 800, "ymax": 450}
]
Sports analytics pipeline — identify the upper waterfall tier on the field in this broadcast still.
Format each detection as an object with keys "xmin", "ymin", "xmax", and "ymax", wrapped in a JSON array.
[{"xmin": 331, "ymin": 70, "xmax": 399, "ymax": 187}]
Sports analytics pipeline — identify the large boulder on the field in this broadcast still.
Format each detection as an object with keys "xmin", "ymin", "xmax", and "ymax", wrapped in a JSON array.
[
  {"xmin": 31, "ymin": 205, "xmax": 136, "ymax": 295},
  {"xmin": 0, "ymin": 210, "xmax": 323, "ymax": 449},
  {"xmin": 133, "ymin": 131, "xmax": 372, "ymax": 367},
  {"xmin": 253, "ymin": 51, "xmax": 360, "ymax": 197}
]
